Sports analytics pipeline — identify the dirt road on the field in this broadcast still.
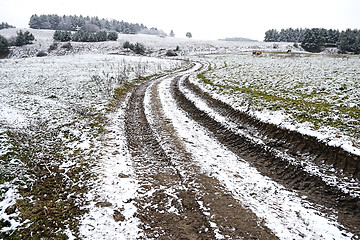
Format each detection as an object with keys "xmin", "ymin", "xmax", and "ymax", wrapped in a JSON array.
[{"xmin": 124, "ymin": 62, "xmax": 360, "ymax": 239}]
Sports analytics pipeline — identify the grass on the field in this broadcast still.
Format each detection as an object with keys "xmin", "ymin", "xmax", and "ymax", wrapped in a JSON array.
[
  {"xmin": 0, "ymin": 56, "xmax": 187, "ymax": 238},
  {"xmin": 197, "ymin": 54, "xmax": 360, "ymax": 142},
  {"xmin": 0, "ymin": 120, "xmax": 97, "ymax": 239}
]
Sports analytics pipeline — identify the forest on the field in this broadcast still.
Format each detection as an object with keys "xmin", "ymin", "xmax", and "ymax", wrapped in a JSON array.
[
  {"xmin": 28, "ymin": 14, "xmax": 165, "ymax": 36},
  {"xmin": 264, "ymin": 28, "xmax": 360, "ymax": 53},
  {"xmin": 0, "ymin": 22, "xmax": 15, "ymax": 30}
]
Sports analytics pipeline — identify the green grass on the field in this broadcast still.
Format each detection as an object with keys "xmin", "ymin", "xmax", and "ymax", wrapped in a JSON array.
[
  {"xmin": 197, "ymin": 59, "xmax": 360, "ymax": 141},
  {"xmin": 0, "ymin": 122, "xmax": 95, "ymax": 239}
]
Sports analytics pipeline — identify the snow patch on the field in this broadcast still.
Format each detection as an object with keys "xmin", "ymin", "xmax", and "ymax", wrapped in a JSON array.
[
  {"xmin": 159, "ymin": 74, "xmax": 354, "ymax": 240},
  {"xmin": 0, "ymin": 185, "xmax": 23, "ymax": 232},
  {"xmin": 79, "ymin": 93, "xmax": 143, "ymax": 239}
]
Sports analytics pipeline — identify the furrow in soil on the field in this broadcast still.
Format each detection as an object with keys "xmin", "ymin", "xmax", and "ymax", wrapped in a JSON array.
[{"xmin": 171, "ymin": 70, "xmax": 360, "ymax": 237}]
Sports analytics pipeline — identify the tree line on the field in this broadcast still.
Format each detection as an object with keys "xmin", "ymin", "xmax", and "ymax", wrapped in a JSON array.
[
  {"xmin": 29, "ymin": 14, "xmax": 165, "ymax": 36},
  {"xmin": 53, "ymin": 30, "xmax": 118, "ymax": 42},
  {"xmin": 264, "ymin": 28, "xmax": 360, "ymax": 54},
  {"xmin": 0, "ymin": 22, "xmax": 15, "ymax": 30}
]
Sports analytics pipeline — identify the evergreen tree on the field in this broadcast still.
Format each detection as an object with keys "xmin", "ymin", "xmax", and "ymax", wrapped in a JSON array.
[
  {"xmin": 134, "ymin": 42, "xmax": 146, "ymax": 54},
  {"xmin": 107, "ymin": 31, "xmax": 118, "ymax": 41},
  {"xmin": 29, "ymin": 14, "xmax": 41, "ymax": 29},
  {"xmin": 338, "ymin": 29, "xmax": 360, "ymax": 54},
  {"xmin": 264, "ymin": 29, "xmax": 279, "ymax": 42},
  {"xmin": 72, "ymin": 30, "xmax": 89, "ymax": 42},
  {"xmin": 39, "ymin": 14, "xmax": 51, "ymax": 29},
  {"xmin": 24, "ymin": 31, "xmax": 35, "ymax": 43},
  {"xmin": 123, "ymin": 41, "xmax": 133, "ymax": 49},
  {"xmin": 265, "ymin": 28, "xmax": 304, "ymax": 42},
  {"xmin": 186, "ymin": 32, "xmax": 192, "ymax": 38},
  {"xmin": 28, "ymin": 14, "xmax": 165, "ymax": 35},
  {"xmin": 48, "ymin": 14, "xmax": 61, "ymax": 30},
  {"xmin": 326, "ymin": 29, "xmax": 340, "ymax": 45},
  {"xmin": 0, "ymin": 35, "xmax": 9, "ymax": 55},
  {"xmin": 95, "ymin": 31, "xmax": 107, "ymax": 42},
  {"xmin": 301, "ymin": 28, "xmax": 326, "ymax": 53},
  {"xmin": 0, "ymin": 22, "xmax": 15, "ymax": 30},
  {"xmin": 53, "ymin": 30, "xmax": 72, "ymax": 42},
  {"xmin": 170, "ymin": 30, "xmax": 175, "ymax": 37},
  {"xmin": 14, "ymin": 31, "xmax": 26, "ymax": 46}
]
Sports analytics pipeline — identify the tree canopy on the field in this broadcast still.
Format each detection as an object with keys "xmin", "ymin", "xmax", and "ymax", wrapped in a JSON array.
[
  {"xmin": 29, "ymin": 14, "xmax": 164, "ymax": 36},
  {"xmin": 0, "ymin": 22, "xmax": 15, "ymax": 30},
  {"xmin": 264, "ymin": 27, "xmax": 359, "ymax": 54}
]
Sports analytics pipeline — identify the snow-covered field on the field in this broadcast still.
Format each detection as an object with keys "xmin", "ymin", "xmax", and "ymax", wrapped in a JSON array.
[
  {"xmin": 0, "ymin": 51, "xmax": 182, "ymax": 238},
  {"xmin": 192, "ymin": 53, "xmax": 360, "ymax": 155},
  {"xmin": 159, "ymin": 73, "xmax": 354, "ymax": 240},
  {"xmin": 0, "ymin": 28, "xmax": 297, "ymax": 58},
  {"xmin": 1, "ymin": 28, "xmax": 359, "ymax": 238}
]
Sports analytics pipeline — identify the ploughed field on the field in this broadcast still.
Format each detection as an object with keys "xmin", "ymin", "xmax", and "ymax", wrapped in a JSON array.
[{"xmin": 1, "ymin": 48, "xmax": 360, "ymax": 239}]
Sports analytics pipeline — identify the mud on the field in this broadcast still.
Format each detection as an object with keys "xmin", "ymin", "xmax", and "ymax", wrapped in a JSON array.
[
  {"xmin": 172, "ymin": 73, "xmax": 360, "ymax": 237},
  {"xmin": 123, "ymin": 61, "xmax": 360, "ymax": 238},
  {"xmin": 125, "ymin": 72, "xmax": 277, "ymax": 239}
]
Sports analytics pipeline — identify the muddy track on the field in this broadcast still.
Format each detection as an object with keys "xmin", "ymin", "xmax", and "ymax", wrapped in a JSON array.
[
  {"xmin": 124, "ymin": 71, "xmax": 276, "ymax": 239},
  {"xmin": 171, "ymin": 68, "xmax": 360, "ymax": 236},
  {"xmin": 124, "ymin": 61, "xmax": 360, "ymax": 238}
]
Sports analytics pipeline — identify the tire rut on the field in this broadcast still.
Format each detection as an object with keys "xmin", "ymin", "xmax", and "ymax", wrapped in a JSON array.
[
  {"xmin": 172, "ymin": 73, "xmax": 360, "ymax": 237},
  {"xmin": 125, "ymin": 78, "xmax": 215, "ymax": 239},
  {"xmin": 147, "ymin": 78, "xmax": 277, "ymax": 239}
]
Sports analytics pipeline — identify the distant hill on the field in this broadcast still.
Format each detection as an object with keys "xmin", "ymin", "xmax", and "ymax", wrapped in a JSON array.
[{"xmin": 219, "ymin": 37, "xmax": 257, "ymax": 42}]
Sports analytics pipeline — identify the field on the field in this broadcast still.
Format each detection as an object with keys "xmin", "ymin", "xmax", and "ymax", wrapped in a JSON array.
[
  {"xmin": 0, "ymin": 52, "xmax": 183, "ymax": 238},
  {"xmin": 0, "ymin": 29, "xmax": 359, "ymax": 239},
  {"xmin": 194, "ymin": 53, "xmax": 360, "ymax": 155}
]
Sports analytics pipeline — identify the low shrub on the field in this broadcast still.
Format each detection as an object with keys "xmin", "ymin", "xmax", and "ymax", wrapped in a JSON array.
[
  {"xmin": 123, "ymin": 41, "xmax": 146, "ymax": 54},
  {"xmin": 36, "ymin": 51, "xmax": 47, "ymax": 57},
  {"xmin": 0, "ymin": 35, "xmax": 9, "ymax": 56}
]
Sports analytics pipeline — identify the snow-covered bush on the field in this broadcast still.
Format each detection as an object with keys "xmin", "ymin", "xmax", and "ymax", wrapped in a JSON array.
[
  {"xmin": 13, "ymin": 30, "xmax": 35, "ymax": 46},
  {"xmin": 53, "ymin": 30, "xmax": 72, "ymax": 42},
  {"xmin": 107, "ymin": 31, "xmax": 118, "ymax": 41},
  {"xmin": 0, "ymin": 35, "xmax": 9, "ymax": 56},
  {"xmin": 123, "ymin": 41, "xmax": 146, "ymax": 54}
]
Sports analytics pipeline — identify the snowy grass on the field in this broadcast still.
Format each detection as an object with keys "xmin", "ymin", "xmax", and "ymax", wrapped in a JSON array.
[
  {"xmin": 1, "ymin": 28, "xmax": 297, "ymax": 59},
  {"xmin": 159, "ymin": 73, "xmax": 353, "ymax": 240},
  {"xmin": 0, "ymin": 53, "xmax": 182, "ymax": 238},
  {"xmin": 193, "ymin": 53, "xmax": 360, "ymax": 155}
]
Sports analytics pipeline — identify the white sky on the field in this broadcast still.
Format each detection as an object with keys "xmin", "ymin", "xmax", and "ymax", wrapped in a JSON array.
[{"xmin": 1, "ymin": 0, "xmax": 359, "ymax": 40}]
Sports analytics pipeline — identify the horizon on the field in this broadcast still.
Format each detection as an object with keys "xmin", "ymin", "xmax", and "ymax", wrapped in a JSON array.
[{"xmin": 1, "ymin": 0, "xmax": 360, "ymax": 41}]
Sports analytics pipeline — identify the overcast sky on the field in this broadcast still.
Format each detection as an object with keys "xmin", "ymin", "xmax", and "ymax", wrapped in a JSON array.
[{"xmin": 1, "ymin": 0, "xmax": 359, "ymax": 40}]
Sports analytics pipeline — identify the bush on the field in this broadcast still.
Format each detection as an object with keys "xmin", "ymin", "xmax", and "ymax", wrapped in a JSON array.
[
  {"xmin": 166, "ymin": 50, "xmax": 177, "ymax": 56},
  {"xmin": 95, "ymin": 31, "xmax": 107, "ymax": 42},
  {"xmin": 338, "ymin": 29, "xmax": 360, "ymax": 54},
  {"xmin": 107, "ymin": 31, "xmax": 118, "ymax": 41},
  {"xmin": 36, "ymin": 51, "xmax": 47, "ymax": 57},
  {"xmin": 53, "ymin": 30, "xmax": 72, "ymax": 42},
  {"xmin": 134, "ymin": 43, "xmax": 146, "ymax": 54},
  {"xmin": 123, "ymin": 41, "xmax": 133, "ymax": 49},
  {"xmin": 72, "ymin": 30, "xmax": 89, "ymax": 42},
  {"xmin": 71, "ymin": 30, "xmax": 117, "ymax": 42},
  {"xmin": 0, "ymin": 35, "xmax": 9, "ymax": 55},
  {"xmin": 0, "ymin": 22, "xmax": 15, "ymax": 30},
  {"xmin": 123, "ymin": 41, "xmax": 146, "ymax": 54},
  {"xmin": 300, "ymin": 28, "xmax": 326, "ymax": 53},
  {"xmin": 60, "ymin": 42, "xmax": 72, "ymax": 50},
  {"xmin": 14, "ymin": 30, "xmax": 35, "ymax": 46},
  {"xmin": 48, "ymin": 42, "xmax": 58, "ymax": 52}
]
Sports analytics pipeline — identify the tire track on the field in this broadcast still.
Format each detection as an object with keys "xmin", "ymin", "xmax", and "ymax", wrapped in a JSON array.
[
  {"xmin": 171, "ymin": 68, "xmax": 360, "ymax": 237},
  {"xmin": 124, "ymin": 63, "xmax": 278, "ymax": 239},
  {"xmin": 145, "ymin": 76, "xmax": 276, "ymax": 239},
  {"xmin": 125, "ymin": 75, "xmax": 216, "ymax": 239}
]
